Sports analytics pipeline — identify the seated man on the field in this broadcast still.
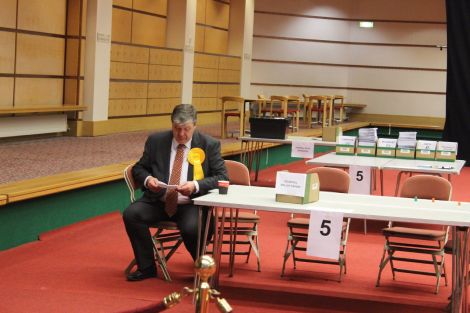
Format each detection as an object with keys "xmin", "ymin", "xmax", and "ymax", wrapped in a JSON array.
[{"xmin": 123, "ymin": 103, "xmax": 228, "ymax": 281}]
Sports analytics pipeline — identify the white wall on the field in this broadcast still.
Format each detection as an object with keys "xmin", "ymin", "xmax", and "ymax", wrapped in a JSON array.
[{"xmin": 250, "ymin": 0, "xmax": 447, "ymax": 118}]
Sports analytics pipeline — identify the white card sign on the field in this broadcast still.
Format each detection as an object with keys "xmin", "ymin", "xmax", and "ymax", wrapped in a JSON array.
[
  {"xmin": 275, "ymin": 171, "xmax": 307, "ymax": 197},
  {"xmin": 291, "ymin": 141, "xmax": 315, "ymax": 158},
  {"xmin": 307, "ymin": 210, "xmax": 344, "ymax": 260},
  {"xmin": 349, "ymin": 165, "xmax": 371, "ymax": 195}
]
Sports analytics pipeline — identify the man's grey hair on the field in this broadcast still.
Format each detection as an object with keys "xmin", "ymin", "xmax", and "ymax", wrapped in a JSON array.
[{"xmin": 171, "ymin": 104, "xmax": 197, "ymax": 125}]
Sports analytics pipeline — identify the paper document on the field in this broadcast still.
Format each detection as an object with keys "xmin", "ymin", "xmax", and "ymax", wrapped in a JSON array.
[{"xmin": 158, "ymin": 181, "xmax": 178, "ymax": 189}]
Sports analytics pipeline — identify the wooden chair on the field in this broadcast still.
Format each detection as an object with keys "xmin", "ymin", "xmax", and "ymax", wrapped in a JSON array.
[
  {"xmin": 256, "ymin": 94, "xmax": 269, "ymax": 116},
  {"xmin": 306, "ymin": 95, "xmax": 333, "ymax": 127},
  {"xmin": 220, "ymin": 96, "xmax": 246, "ymax": 139},
  {"xmin": 376, "ymin": 175, "xmax": 452, "ymax": 294},
  {"xmin": 123, "ymin": 164, "xmax": 183, "ymax": 282},
  {"xmin": 332, "ymin": 95, "xmax": 345, "ymax": 123},
  {"xmin": 216, "ymin": 160, "xmax": 261, "ymax": 276},
  {"xmin": 281, "ymin": 167, "xmax": 351, "ymax": 281},
  {"xmin": 262, "ymin": 95, "xmax": 300, "ymax": 131}
]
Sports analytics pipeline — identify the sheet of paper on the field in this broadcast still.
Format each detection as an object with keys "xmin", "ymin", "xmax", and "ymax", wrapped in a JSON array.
[
  {"xmin": 348, "ymin": 165, "xmax": 371, "ymax": 195},
  {"xmin": 275, "ymin": 171, "xmax": 307, "ymax": 197},
  {"xmin": 157, "ymin": 181, "xmax": 178, "ymax": 190},
  {"xmin": 416, "ymin": 140, "xmax": 437, "ymax": 151},
  {"xmin": 291, "ymin": 140, "xmax": 315, "ymax": 158},
  {"xmin": 437, "ymin": 141, "xmax": 458, "ymax": 152},
  {"xmin": 377, "ymin": 138, "xmax": 397, "ymax": 148},
  {"xmin": 307, "ymin": 210, "xmax": 344, "ymax": 260},
  {"xmin": 338, "ymin": 135, "xmax": 356, "ymax": 146}
]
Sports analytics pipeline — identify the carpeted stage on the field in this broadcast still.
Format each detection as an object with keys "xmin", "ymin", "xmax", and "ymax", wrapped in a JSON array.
[{"xmin": 1, "ymin": 163, "xmax": 469, "ymax": 313}]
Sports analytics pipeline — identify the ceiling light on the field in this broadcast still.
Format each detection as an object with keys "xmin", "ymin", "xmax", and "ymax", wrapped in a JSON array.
[{"xmin": 359, "ymin": 21, "xmax": 374, "ymax": 28}]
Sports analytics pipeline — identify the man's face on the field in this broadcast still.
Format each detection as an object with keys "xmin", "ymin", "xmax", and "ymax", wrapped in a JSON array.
[{"xmin": 172, "ymin": 121, "xmax": 196, "ymax": 144}]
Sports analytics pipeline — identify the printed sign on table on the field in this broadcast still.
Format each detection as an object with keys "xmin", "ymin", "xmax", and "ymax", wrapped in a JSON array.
[
  {"xmin": 291, "ymin": 141, "xmax": 315, "ymax": 158},
  {"xmin": 349, "ymin": 165, "xmax": 371, "ymax": 195},
  {"xmin": 307, "ymin": 210, "xmax": 344, "ymax": 260}
]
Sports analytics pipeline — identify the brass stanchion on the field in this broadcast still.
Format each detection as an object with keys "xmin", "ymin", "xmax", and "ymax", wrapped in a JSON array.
[{"xmin": 155, "ymin": 255, "xmax": 232, "ymax": 313}]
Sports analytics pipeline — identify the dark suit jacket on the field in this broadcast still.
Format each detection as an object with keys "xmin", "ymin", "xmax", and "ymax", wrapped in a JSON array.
[{"xmin": 132, "ymin": 130, "xmax": 228, "ymax": 202}]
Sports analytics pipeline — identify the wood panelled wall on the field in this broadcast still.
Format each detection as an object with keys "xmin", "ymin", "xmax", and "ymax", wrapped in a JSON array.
[
  {"xmin": 193, "ymin": 0, "xmax": 241, "ymax": 113},
  {"xmin": 110, "ymin": 0, "xmax": 182, "ymax": 118},
  {"xmin": 251, "ymin": 0, "xmax": 447, "ymax": 125},
  {"xmin": 0, "ymin": 0, "xmax": 84, "ymax": 109}
]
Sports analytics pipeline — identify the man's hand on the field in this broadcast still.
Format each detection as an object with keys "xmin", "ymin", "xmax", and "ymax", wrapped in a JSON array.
[
  {"xmin": 147, "ymin": 177, "xmax": 163, "ymax": 193},
  {"xmin": 177, "ymin": 181, "xmax": 196, "ymax": 196}
]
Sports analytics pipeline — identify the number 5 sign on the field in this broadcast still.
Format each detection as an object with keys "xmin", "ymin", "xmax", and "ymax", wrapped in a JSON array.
[
  {"xmin": 307, "ymin": 210, "xmax": 344, "ymax": 260},
  {"xmin": 349, "ymin": 165, "xmax": 371, "ymax": 195}
]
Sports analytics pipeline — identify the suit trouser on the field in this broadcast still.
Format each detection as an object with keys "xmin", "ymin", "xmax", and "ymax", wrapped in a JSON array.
[{"xmin": 123, "ymin": 198, "xmax": 213, "ymax": 270}]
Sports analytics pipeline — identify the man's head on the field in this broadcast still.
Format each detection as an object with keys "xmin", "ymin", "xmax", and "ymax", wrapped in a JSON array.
[{"xmin": 171, "ymin": 104, "xmax": 197, "ymax": 144}]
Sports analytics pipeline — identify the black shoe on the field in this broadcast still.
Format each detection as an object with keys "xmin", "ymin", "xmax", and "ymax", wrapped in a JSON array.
[{"xmin": 126, "ymin": 267, "xmax": 157, "ymax": 281}]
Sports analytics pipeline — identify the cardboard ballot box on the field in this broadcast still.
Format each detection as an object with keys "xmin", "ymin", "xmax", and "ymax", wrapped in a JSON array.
[
  {"xmin": 396, "ymin": 148, "xmax": 415, "ymax": 159},
  {"xmin": 376, "ymin": 138, "xmax": 397, "ymax": 158},
  {"xmin": 435, "ymin": 141, "xmax": 458, "ymax": 162},
  {"xmin": 415, "ymin": 140, "xmax": 437, "ymax": 160},
  {"xmin": 275, "ymin": 171, "xmax": 319, "ymax": 205},
  {"xmin": 322, "ymin": 126, "xmax": 342, "ymax": 142},
  {"xmin": 335, "ymin": 135, "xmax": 356, "ymax": 155},
  {"xmin": 357, "ymin": 144, "xmax": 376, "ymax": 157}
]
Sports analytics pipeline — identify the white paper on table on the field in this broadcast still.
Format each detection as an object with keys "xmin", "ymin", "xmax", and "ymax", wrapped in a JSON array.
[
  {"xmin": 416, "ymin": 140, "xmax": 437, "ymax": 151},
  {"xmin": 275, "ymin": 171, "xmax": 306, "ymax": 197},
  {"xmin": 158, "ymin": 181, "xmax": 178, "ymax": 190},
  {"xmin": 338, "ymin": 135, "xmax": 356, "ymax": 146},
  {"xmin": 437, "ymin": 141, "xmax": 458, "ymax": 152},
  {"xmin": 291, "ymin": 140, "xmax": 315, "ymax": 158},
  {"xmin": 348, "ymin": 165, "xmax": 371, "ymax": 195},
  {"xmin": 377, "ymin": 138, "xmax": 397, "ymax": 148},
  {"xmin": 307, "ymin": 210, "xmax": 344, "ymax": 260}
]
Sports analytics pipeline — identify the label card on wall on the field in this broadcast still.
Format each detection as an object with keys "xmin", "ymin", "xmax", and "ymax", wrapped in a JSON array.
[
  {"xmin": 291, "ymin": 141, "xmax": 315, "ymax": 158},
  {"xmin": 307, "ymin": 210, "xmax": 344, "ymax": 260},
  {"xmin": 349, "ymin": 165, "xmax": 371, "ymax": 195}
]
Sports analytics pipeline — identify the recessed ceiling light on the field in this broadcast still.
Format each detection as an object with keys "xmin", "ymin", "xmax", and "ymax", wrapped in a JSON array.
[{"xmin": 359, "ymin": 21, "xmax": 374, "ymax": 28}]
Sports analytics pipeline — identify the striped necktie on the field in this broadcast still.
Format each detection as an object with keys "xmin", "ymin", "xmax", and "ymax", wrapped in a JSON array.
[{"xmin": 165, "ymin": 144, "xmax": 185, "ymax": 217}]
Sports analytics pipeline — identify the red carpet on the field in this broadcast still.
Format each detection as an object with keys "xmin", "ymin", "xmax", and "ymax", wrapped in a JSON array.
[{"xmin": 0, "ymin": 165, "xmax": 468, "ymax": 312}]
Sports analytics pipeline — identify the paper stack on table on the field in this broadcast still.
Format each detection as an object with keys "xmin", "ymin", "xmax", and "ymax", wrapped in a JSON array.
[
  {"xmin": 397, "ymin": 132, "xmax": 417, "ymax": 149},
  {"xmin": 358, "ymin": 128, "xmax": 378, "ymax": 147}
]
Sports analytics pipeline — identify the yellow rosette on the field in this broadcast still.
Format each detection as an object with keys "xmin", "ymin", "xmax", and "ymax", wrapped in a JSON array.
[{"xmin": 188, "ymin": 148, "xmax": 205, "ymax": 180}]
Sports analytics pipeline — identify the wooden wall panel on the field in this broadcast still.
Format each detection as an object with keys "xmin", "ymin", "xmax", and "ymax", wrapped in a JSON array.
[
  {"xmin": 219, "ymin": 56, "xmax": 241, "ymax": 70},
  {"xmin": 205, "ymin": 0, "xmax": 229, "ymax": 29},
  {"xmin": 15, "ymin": 78, "xmax": 63, "ymax": 106},
  {"xmin": 148, "ymin": 64, "xmax": 181, "ymax": 81},
  {"xmin": 131, "ymin": 13, "xmax": 166, "ymax": 47},
  {"xmin": 217, "ymin": 84, "xmax": 240, "ymax": 98},
  {"xmin": 80, "ymin": 39, "xmax": 85, "ymax": 76},
  {"xmin": 204, "ymin": 28, "xmax": 228, "ymax": 55},
  {"xmin": 64, "ymin": 78, "xmax": 78, "ymax": 104},
  {"xmin": 193, "ymin": 68, "xmax": 218, "ymax": 82},
  {"xmin": 113, "ymin": 0, "xmax": 132, "ymax": 8},
  {"xmin": 195, "ymin": 26, "xmax": 205, "ymax": 53},
  {"xmin": 196, "ymin": 0, "xmax": 206, "ymax": 24},
  {"xmin": 16, "ymin": 34, "xmax": 65, "ymax": 75},
  {"xmin": 112, "ymin": 8, "xmax": 132, "ymax": 43},
  {"xmin": 66, "ymin": 0, "xmax": 81, "ymax": 36},
  {"xmin": 17, "ymin": 0, "xmax": 66, "ymax": 34},
  {"xmin": 110, "ymin": 62, "xmax": 149, "ymax": 80},
  {"xmin": 194, "ymin": 53, "xmax": 219, "ymax": 69},
  {"xmin": 218, "ymin": 69, "xmax": 240, "ymax": 83},
  {"xmin": 148, "ymin": 83, "xmax": 181, "ymax": 98},
  {"xmin": 0, "ymin": 77, "xmax": 14, "ymax": 107},
  {"xmin": 109, "ymin": 82, "xmax": 148, "ymax": 99},
  {"xmin": 65, "ymin": 38, "xmax": 80, "ymax": 76},
  {"xmin": 0, "ymin": 31, "xmax": 15, "ymax": 73},
  {"xmin": 193, "ymin": 83, "xmax": 218, "ymax": 98},
  {"xmin": 149, "ymin": 48, "xmax": 182, "ymax": 66},
  {"xmin": 0, "ymin": 0, "xmax": 17, "ymax": 28},
  {"xmin": 111, "ymin": 44, "xmax": 149, "ymax": 63},
  {"xmin": 192, "ymin": 97, "xmax": 218, "ymax": 111},
  {"xmin": 147, "ymin": 97, "xmax": 180, "ymax": 114},
  {"xmin": 108, "ymin": 99, "xmax": 147, "ymax": 117},
  {"xmin": 133, "ymin": 0, "xmax": 167, "ymax": 16}
]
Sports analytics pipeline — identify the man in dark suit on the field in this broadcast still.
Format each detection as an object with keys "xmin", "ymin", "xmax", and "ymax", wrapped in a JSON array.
[{"xmin": 123, "ymin": 103, "xmax": 228, "ymax": 281}]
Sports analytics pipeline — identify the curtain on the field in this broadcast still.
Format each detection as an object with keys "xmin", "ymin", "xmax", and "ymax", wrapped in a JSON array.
[{"xmin": 444, "ymin": 0, "xmax": 470, "ymax": 164}]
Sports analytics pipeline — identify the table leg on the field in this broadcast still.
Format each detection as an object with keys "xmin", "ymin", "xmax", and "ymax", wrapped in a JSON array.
[
  {"xmin": 380, "ymin": 169, "xmax": 384, "ymax": 196},
  {"xmin": 239, "ymin": 101, "xmax": 246, "ymax": 138}
]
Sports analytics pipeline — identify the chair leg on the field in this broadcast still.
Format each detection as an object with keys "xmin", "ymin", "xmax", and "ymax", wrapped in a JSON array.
[
  {"xmin": 124, "ymin": 259, "xmax": 137, "ymax": 275},
  {"xmin": 153, "ymin": 239, "xmax": 172, "ymax": 282},
  {"xmin": 248, "ymin": 234, "xmax": 261, "ymax": 272},
  {"xmin": 376, "ymin": 245, "xmax": 390, "ymax": 287},
  {"xmin": 281, "ymin": 233, "xmax": 294, "ymax": 277}
]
